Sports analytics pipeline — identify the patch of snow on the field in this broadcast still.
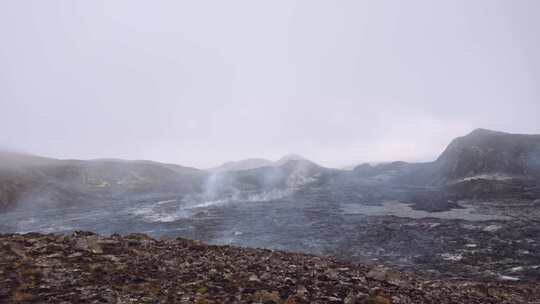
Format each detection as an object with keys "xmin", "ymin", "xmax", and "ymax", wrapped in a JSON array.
[
  {"xmin": 155, "ymin": 199, "xmax": 177, "ymax": 205},
  {"xmin": 509, "ymin": 266, "xmax": 524, "ymax": 272},
  {"xmin": 441, "ymin": 253, "xmax": 463, "ymax": 261},
  {"xmin": 458, "ymin": 174, "xmax": 516, "ymax": 182},
  {"xmin": 498, "ymin": 274, "xmax": 520, "ymax": 281},
  {"xmin": 483, "ymin": 225, "xmax": 502, "ymax": 232}
]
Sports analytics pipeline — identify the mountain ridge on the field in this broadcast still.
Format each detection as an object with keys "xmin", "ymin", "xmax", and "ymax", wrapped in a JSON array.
[
  {"xmin": 209, "ymin": 154, "xmax": 312, "ymax": 172},
  {"xmin": 353, "ymin": 128, "xmax": 540, "ymax": 186},
  {"xmin": 2, "ymin": 128, "xmax": 540, "ymax": 211}
]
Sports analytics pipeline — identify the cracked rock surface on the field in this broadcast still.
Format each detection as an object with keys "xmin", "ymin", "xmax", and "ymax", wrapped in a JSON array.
[{"xmin": 0, "ymin": 231, "xmax": 538, "ymax": 304}]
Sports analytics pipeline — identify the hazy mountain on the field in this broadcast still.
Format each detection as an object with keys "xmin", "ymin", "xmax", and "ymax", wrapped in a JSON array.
[
  {"xmin": 3, "ymin": 129, "xmax": 540, "ymax": 212},
  {"xmin": 203, "ymin": 158, "xmax": 335, "ymax": 201},
  {"xmin": 0, "ymin": 151, "xmax": 208, "ymax": 211},
  {"xmin": 209, "ymin": 154, "xmax": 311, "ymax": 172},
  {"xmin": 274, "ymin": 154, "xmax": 308, "ymax": 166},
  {"xmin": 435, "ymin": 128, "xmax": 540, "ymax": 182},
  {"xmin": 209, "ymin": 158, "xmax": 274, "ymax": 172},
  {"xmin": 0, "ymin": 151, "xmax": 326, "ymax": 212},
  {"xmin": 434, "ymin": 129, "xmax": 540, "ymax": 199},
  {"xmin": 353, "ymin": 128, "xmax": 540, "ymax": 199}
]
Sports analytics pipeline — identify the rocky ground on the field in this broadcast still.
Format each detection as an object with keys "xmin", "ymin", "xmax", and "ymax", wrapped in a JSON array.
[
  {"xmin": 3, "ymin": 193, "xmax": 540, "ymax": 283},
  {"xmin": 1, "ymin": 232, "xmax": 539, "ymax": 304}
]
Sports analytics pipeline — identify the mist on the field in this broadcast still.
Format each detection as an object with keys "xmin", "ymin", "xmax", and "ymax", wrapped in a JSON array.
[
  {"xmin": 1, "ymin": 0, "xmax": 540, "ymax": 168},
  {"xmin": 3, "ymin": 2, "xmax": 540, "ymax": 297}
]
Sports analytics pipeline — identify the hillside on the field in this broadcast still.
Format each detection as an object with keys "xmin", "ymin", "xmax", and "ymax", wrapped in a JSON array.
[
  {"xmin": 1, "ymin": 232, "xmax": 538, "ymax": 304},
  {"xmin": 352, "ymin": 129, "xmax": 540, "ymax": 199},
  {"xmin": 0, "ymin": 151, "xmax": 208, "ymax": 212},
  {"xmin": 435, "ymin": 128, "xmax": 540, "ymax": 182},
  {"xmin": 3, "ymin": 129, "xmax": 540, "ymax": 212},
  {"xmin": 0, "ymin": 151, "xmax": 331, "ymax": 213},
  {"xmin": 209, "ymin": 158, "xmax": 275, "ymax": 173},
  {"xmin": 210, "ymin": 154, "xmax": 310, "ymax": 173}
]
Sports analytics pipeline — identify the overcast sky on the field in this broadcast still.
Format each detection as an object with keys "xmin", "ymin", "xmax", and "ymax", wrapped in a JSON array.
[{"xmin": 1, "ymin": 1, "xmax": 539, "ymax": 168}]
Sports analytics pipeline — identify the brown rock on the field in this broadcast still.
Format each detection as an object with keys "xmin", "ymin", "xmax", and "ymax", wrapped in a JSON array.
[
  {"xmin": 344, "ymin": 291, "xmax": 367, "ymax": 304},
  {"xmin": 285, "ymin": 295, "xmax": 309, "ymax": 304},
  {"xmin": 253, "ymin": 290, "xmax": 282, "ymax": 303},
  {"xmin": 8, "ymin": 242, "xmax": 27, "ymax": 258},
  {"xmin": 364, "ymin": 295, "xmax": 392, "ymax": 304},
  {"xmin": 366, "ymin": 267, "xmax": 411, "ymax": 289},
  {"xmin": 74, "ymin": 236, "xmax": 103, "ymax": 254},
  {"xmin": 0, "ymin": 232, "xmax": 538, "ymax": 304}
]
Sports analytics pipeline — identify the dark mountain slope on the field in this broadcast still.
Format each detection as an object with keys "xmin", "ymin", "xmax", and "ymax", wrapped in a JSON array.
[
  {"xmin": 0, "ymin": 151, "xmax": 331, "ymax": 212},
  {"xmin": 209, "ymin": 158, "xmax": 274, "ymax": 172},
  {"xmin": 209, "ymin": 154, "xmax": 312, "ymax": 172},
  {"xmin": 0, "ymin": 152, "xmax": 208, "ymax": 212},
  {"xmin": 435, "ymin": 128, "xmax": 540, "ymax": 181},
  {"xmin": 434, "ymin": 129, "xmax": 540, "ymax": 199},
  {"xmin": 350, "ymin": 129, "xmax": 540, "ymax": 204},
  {"xmin": 3, "ymin": 129, "xmax": 540, "ymax": 211},
  {"xmin": 205, "ymin": 159, "xmax": 337, "ymax": 195},
  {"xmin": 353, "ymin": 129, "xmax": 540, "ymax": 194}
]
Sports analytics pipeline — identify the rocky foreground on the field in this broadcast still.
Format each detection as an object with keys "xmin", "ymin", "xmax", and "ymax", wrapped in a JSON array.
[{"xmin": 0, "ymin": 232, "xmax": 539, "ymax": 304}]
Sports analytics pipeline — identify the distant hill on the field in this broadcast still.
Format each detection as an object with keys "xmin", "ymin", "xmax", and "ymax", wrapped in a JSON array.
[
  {"xmin": 274, "ymin": 154, "xmax": 307, "ymax": 166},
  {"xmin": 203, "ymin": 158, "xmax": 335, "ymax": 199},
  {"xmin": 208, "ymin": 158, "xmax": 274, "ymax": 172},
  {"xmin": 2, "ymin": 129, "xmax": 540, "ymax": 211},
  {"xmin": 353, "ymin": 128, "xmax": 540, "ymax": 199},
  {"xmin": 435, "ymin": 128, "xmax": 540, "ymax": 182},
  {"xmin": 0, "ymin": 151, "xmax": 327, "ymax": 212},
  {"xmin": 209, "ymin": 154, "xmax": 313, "ymax": 172},
  {"xmin": 355, "ymin": 129, "xmax": 540, "ymax": 182},
  {"xmin": 0, "ymin": 151, "xmax": 208, "ymax": 211}
]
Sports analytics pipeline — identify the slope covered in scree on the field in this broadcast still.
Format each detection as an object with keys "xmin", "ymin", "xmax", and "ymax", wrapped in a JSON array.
[{"xmin": 1, "ymin": 232, "xmax": 538, "ymax": 304}]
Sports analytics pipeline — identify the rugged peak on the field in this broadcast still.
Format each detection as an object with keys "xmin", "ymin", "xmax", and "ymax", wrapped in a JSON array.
[
  {"xmin": 435, "ymin": 128, "xmax": 540, "ymax": 181},
  {"xmin": 467, "ymin": 128, "xmax": 503, "ymax": 136},
  {"xmin": 458, "ymin": 128, "xmax": 540, "ymax": 143}
]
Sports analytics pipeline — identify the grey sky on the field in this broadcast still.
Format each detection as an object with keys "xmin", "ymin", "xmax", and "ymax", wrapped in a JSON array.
[{"xmin": 1, "ymin": 1, "xmax": 539, "ymax": 168}]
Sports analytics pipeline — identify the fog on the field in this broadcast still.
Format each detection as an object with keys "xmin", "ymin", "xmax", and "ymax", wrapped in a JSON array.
[{"xmin": 1, "ymin": 0, "xmax": 540, "ymax": 168}]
